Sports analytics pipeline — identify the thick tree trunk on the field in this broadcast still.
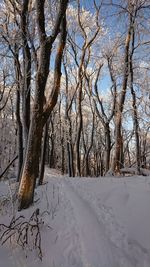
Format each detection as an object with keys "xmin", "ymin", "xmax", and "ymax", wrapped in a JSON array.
[
  {"xmin": 18, "ymin": 113, "xmax": 43, "ymax": 209},
  {"xmin": 18, "ymin": 41, "xmax": 52, "ymax": 209},
  {"xmin": 18, "ymin": 1, "xmax": 68, "ymax": 209}
]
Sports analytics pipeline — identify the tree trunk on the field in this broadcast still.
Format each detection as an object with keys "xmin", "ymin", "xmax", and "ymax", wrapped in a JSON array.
[
  {"xmin": 18, "ymin": 0, "xmax": 68, "ymax": 209},
  {"xmin": 16, "ymin": 89, "xmax": 23, "ymax": 182},
  {"xmin": 61, "ymin": 131, "xmax": 65, "ymax": 175},
  {"xmin": 18, "ymin": 110, "xmax": 43, "ymax": 209},
  {"xmin": 63, "ymin": 59, "xmax": 75, "ymax": 177},
  {"xmin": 130, "ymin": 25, "xmax": 141, "ymax": 174},
  {"xmin": 105, "ymin": 123, "xmax": 111, "ymax": 174},
  {"xmin": 14, "ymin": 46, "xmax": 24, "ymax": 182},
  {"xmin": 66, "ymin": 116, "xmax": 74, "ymax": 177},
  {"xmin": 49, "ymin": 138, "xmax": 55, "ymax": 168},
  {"xmin": 21, "ymin": 0, "xmax": 31, "ymax": 147},
  {"xmin": 84, "ymin": 114, "xmax": 95, "ymax": 176},
  {"xmin": 112, "ymin": 13, "xmax": 133, "ymax": 174},
  {"xmin": 76, "ymin": 85, "xmax": 83, "ymax": 176},
  {"xmin": 38, "ymin": 122, "xmax": 48, "ymax": 185},
  {"xmin": 18, "ymin": 39, "xmax": 51, "ymax": 209}
]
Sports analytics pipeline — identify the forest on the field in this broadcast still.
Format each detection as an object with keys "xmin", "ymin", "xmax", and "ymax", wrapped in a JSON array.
[
  {"xmin": 1, "ymin": 0, "xmax": 150, "ymax": 208},
  {"xmin": 0, "ymin": 0, "xmax": 150, "ymax": 266}
]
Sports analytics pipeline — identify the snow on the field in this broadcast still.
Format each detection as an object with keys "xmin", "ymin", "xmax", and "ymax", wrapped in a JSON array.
[{"xmin": 0, "ymin": 169, "xmax": 150, "ymax": 267}]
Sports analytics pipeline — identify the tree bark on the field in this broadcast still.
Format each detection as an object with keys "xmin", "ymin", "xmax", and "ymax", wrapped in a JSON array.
[
  {"xmin": 38, "ymin": 122, "xmax": 48, "ymax": 185},
  {"xmin": 18, "ymin": 0, "xmax": 68, "ymax": 210},
  {"xmin": 21, "ymin": 0, "xmax": 31, "ymax": 147},
  {"xmin": 14, "ymin": 45, "xmax": 24, "ymax": 182},
  {"xmin": 16, "ymin": 89, "xmax": 23, "ymax": 182},
  {"xmin": 105, "ymin": 123, "xmax": 111, "ymax": 173},
  {"xmin": 63, "ymin": 59, "xmax": 75, "ymax": 177},
  {"xmin": 49, "ymin": 116, "xmax": 55, "ymax": 168},
  {"xmin": 130, "ymin": 25, "xmax": 141, "ymax": 174},
  {"xmin": 76, "ymin": 82, "xmax": 83, "ymax": 176}
]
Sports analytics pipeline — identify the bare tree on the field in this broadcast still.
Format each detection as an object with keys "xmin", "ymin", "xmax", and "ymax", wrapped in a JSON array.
[{"xmin": 18, "ymin": 0, "xmax": 68, "ymax": 210}]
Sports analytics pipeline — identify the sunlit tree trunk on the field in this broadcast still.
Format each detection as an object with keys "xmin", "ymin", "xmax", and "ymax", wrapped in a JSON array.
[{"xmin": 18, "ymin": 0, "xmax": 68, "ymax": 210}]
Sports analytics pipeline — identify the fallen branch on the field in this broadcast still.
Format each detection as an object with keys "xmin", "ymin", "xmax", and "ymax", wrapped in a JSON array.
[
  {"xmin": 0, "ymin": 155, "xmax": 18, "ymax": 180},
  {"xmin": 0, "ymin": 208, "xmax": 47, "ymax": 260}
]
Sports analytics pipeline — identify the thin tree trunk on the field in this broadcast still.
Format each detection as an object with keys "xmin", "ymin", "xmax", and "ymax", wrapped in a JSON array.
[
  {"xmin": 63, "ymin": 60, "xmax": 75, "ymax": 177},
  {"xmin": 16, "ymin": 89, "xmax": 23, "ymax": 182},
  {"xmin": 14, "ymin": 45, "xmax": 23, "ymax": 182},
  {"xmin": 76, "ymin": 83, "xmax": 83, "ymax": 176},
  {"xmin": 61, "ymin": 129, "xmax": 65, "ymax": 174},
  {"xmin": 85, "ymin": 115, "xmax": 95, "ymax": 176},
  {"xmin": 112, "ymin": 13, "xmax": 133, "ymax": 174},
  {"xmin": 49, "ymin": 116, "xmax": 55, "ymax": 168},
  {"xmin": 105, "ymin": 123, "xmax": 111, "ymax": 174},
  {"xmin": 130, "ymin": 26, "xmax": 141, "ymax": 174},
  {"xmin": 38, "ymin": 122, "xmax": 48, "ymax": 185},
  {"xmin": 21, "ymin": 0, "xmax": 31, "ymax": 147}
]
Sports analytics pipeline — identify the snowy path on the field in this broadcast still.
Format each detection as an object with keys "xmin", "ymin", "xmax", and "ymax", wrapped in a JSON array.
[
  {"xmin": 63, "ymin": 180, "xmax": 118, "ymax": 267},
  {"xmin": 61, "ymin": 178, "xmax": 150, "ymax": 267},
  {"xmin": 1, "ymin": 173, "xmax": 150, "ymax": 267}
]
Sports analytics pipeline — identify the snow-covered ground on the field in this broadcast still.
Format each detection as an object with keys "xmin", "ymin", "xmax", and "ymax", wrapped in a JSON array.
[{"xmin": 0, "ymin": 168, "xmax": 150, "ymax": 267}]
